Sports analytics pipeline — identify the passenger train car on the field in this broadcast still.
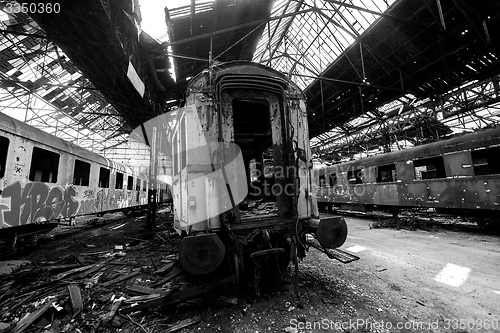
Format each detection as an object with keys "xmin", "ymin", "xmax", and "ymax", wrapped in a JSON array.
[
  {"xmin": 168, "ymin": 61, "xmax": 349, "ymax": 282},
  {"xmin": 0, "ymin": 111, "xmax": 165, "ymax": 251},
  {"xmin": 315, "ymin": 126, "xmax": 500, "ymax": 229}
]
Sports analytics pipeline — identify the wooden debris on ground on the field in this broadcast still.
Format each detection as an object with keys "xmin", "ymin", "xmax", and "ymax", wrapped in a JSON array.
[
  {"xmin": 68, "ymin": 285, "xmax": 83, "ymax": 318},
  {"xmin": 0, "ymin": 221, "xmax": 239, "ymax": 333}
]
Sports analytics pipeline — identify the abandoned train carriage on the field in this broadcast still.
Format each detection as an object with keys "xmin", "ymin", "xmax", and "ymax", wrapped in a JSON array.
[
  {"xmin": 315, "ymin": 126, "xmax": 500, "ymax": 228},
  {"xmin": 170, "ymin": 61, "xmax": 348, "ymax": 279},
  {"xmin": 0, "ymin": 111, "xmax": 152, "ymax": 245}
]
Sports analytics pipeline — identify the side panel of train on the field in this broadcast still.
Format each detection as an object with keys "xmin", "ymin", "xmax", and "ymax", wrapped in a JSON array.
[
  {"xmin": 0, "ymin": 131, "xmax": 148, "ymax": 230},
  {"xmin": 316, "ymin": 141, "xmax": 500, "ymax": 215}
]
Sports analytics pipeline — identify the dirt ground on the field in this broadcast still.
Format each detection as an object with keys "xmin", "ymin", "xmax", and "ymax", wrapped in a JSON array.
[{"xmin": 0, "ymin": 209, "xmax": 497, "ymax": 333}]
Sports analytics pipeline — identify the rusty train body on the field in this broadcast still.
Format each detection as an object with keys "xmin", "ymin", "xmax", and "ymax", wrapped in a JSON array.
[
  {"xmin": 315, "ymin": 126, "xmax": 500, "ymax": 228},
  {"xmin": 0, "ymin": 111, "xmax": 168, "ymax": 251},
  {"xmin": 168, "ymin": 62, "xmax": 348, "ymax": 278}
]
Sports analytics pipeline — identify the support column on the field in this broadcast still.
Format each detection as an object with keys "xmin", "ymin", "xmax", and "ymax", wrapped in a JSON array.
[{"xmin": 146, "ymin": 126, "xmax": 158, "ymax": 229}]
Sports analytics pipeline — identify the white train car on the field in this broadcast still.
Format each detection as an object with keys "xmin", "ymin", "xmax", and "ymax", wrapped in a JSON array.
[
  {"xmin": 0, "ymin": 111, "xmax": 149, "ymax": 248},
  {"xmin": 169, "ymin": 62, "xmax": 348, "ymax": 282}
]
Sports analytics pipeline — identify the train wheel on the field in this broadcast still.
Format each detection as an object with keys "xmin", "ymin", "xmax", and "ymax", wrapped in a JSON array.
[{"xmin": 476, "ymin": 217, "xmax": 500, "ymax": 232}]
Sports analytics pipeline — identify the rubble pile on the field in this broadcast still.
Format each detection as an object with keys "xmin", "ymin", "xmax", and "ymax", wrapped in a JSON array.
[{"xmin": 0, "ymin": 211, "xmax": 235, "ymax": 333}]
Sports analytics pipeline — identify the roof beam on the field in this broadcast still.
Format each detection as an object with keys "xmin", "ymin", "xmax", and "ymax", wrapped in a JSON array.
[
  {"xmin": 322, "ymin": 0, "xmax": 442, "ymax": 34},
  {"xmin": 161, "ymin": 8, "xmax": 313, "ymax": 49}
]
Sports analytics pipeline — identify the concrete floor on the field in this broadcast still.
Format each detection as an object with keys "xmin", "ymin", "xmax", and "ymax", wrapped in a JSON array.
[{"xmin": 337, "ymin": 215, "xmax": 500, "ymax": 330}]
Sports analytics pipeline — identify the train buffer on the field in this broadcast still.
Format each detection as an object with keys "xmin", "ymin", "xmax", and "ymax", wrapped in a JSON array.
[{"xmin": 308, "ymin": 238, "xmax": 360, "ymax": 264}]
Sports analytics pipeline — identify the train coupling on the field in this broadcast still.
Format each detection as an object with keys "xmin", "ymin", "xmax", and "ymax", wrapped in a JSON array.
[
  {"xmin": 303, "ymin": 216, "xmax": 359, "ymax": 264},
  {"xmin": 304, "ymin": 216, "xmax": 348, "ymax": 249}
]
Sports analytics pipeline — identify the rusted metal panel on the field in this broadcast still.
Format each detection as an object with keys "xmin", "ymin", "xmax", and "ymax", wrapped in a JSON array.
[
  {"xmin": 443, "ymin": 152, "xmax": 474, "ymax": 177},
  {"xmin": 372, "ymin": 184, "xmax": 400, "ymax": 205},
  {"xmin": 395, "ymin": 161, "xmax": 415, "ymax": 182}
]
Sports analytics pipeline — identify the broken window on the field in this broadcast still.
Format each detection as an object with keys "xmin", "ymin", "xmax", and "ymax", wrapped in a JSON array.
[
  {"xmin": 414, "ymin": 156, "xmax": 446, "ymax": 180},
  {"xmin": 471, "ymin": 146, "xmax": 500, "ymax": 175},
  {"xmin": 29, "ymin": 147, "xmax": 59, "ymax": 183},
  {"xmin": 319, "ymin": 174, "xmax": 327, "ymax": 187},
  {"xmin": 377, "ymin": 164, "xmax": 397, "ymax": 183},
  {"xmin": 127, "ymin": 176, "xmax": 133, "ymax": 190},
  {"xmin": 0, "ymin": 136, "xmax": 9, "ymax": 178},
  {"xmin": 115, "ymin": 172, "xmax": 124, "ymax": 189},
  {"xmin": 73, "ymin": 159, "xmax": 91, "ymax": 186},
  {"xmin": 98, "ymin": 167, "xmax": 110, "ymax": 188},
  {"xmin": 329, "ymin": 172, "xmax": 337, "ymax": 186},
  {"xmin": 348, "ymin": 168, "xmax": 363, "ymax": 184}
]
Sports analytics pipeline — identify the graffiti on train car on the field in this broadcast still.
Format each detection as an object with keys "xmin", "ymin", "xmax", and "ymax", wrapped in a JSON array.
[
  {"xmin": 0, "ymin": 181, "xmax": 147, "ymax": 227},
  {"xmin": 0, "ymin": 181, "xmax": 79, "ymax": 227}
]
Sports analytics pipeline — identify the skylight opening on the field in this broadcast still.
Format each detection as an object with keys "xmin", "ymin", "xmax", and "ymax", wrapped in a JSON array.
[{"xmin": 254, "ymin": 0, "xmax": 398, "ymax": 90}]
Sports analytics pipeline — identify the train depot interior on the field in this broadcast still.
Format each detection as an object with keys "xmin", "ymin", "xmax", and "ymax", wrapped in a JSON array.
[{"xmin": 1, "ymin": 1, "xmax": 500, "ymax": 332}]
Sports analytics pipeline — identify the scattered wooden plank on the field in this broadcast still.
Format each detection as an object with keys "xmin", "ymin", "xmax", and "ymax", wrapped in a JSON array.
[
  {"xmin": 124, "ymin": 294, "xmax": 162, "ymax": 303},
  {"xmin": 72, "ymin": 254, "xmax": 88, "ymax": 266},
  {"xmin": 151, "ymin": 268, "xmax": 183, "ymax": 288},
  {"xmin": 126, "ymin": 285, "xmax": 167, "ymax": 295},
  {"xmin": 100, "ymin": 300, "xmax": 123, "ymax": 326},
  {"xmin": 73, "ymin": 260, "xmax": 111, "ymax": 280},
  {"xmin": 108, "ymin": 261, "xmax": 138, "ymax": 267},
  {"xmin": 124, "ymin": 236, "xmax": 149, "ymax": 243},
  {"xmin": 12, "ymin": 297, "xmax": 55, "ymax": 333},
  {"xmin": 108, "ymin": 222, "xmax": 127, "ymax": 230},
  {"xmin": 101, "ymin": 269, "xmax": 141, "ymax": 287},
  {"xmin": 156, "ymin": 233, "xmax": 167, "ymax": 243},
  {"xmin": 53, "ymin": 264, "xmax": 95, "ymax": 280},
  {"xmin": 120, "ymin": 275, "xmax": 235, "ymax": 315},
  {"xmin": 68, "ymin": 284, "xmax": 83, "ymax": 318},
  {"xmin": 51, "ymin": 254, "xmax": 72, "ymax": 265},
  {"xmin": 163, "ymin": 317, "xmax": 200, "ymax": 333},
  {"xmin": 154, "ymin": 262, "xmax": 175, "ymax": 276},
  {"xmin": 163, "ymin": 254, "xmax": 178, "ymax": 261},
  {"xmin": 45, "ymin": 264, "xmax": 82, "ymax": 273},
  {"xmin": 20, "ymin": 280, "xmax": 59, "ymax": 295},
  {"xmin": 81, "ymin": 251, "xmax": 111, "ymax": 256}
]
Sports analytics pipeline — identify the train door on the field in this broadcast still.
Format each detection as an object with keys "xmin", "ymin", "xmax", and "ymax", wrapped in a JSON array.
[{"xmin": 222, "ymin": 90, "xmax": 294, "ymax": 221}]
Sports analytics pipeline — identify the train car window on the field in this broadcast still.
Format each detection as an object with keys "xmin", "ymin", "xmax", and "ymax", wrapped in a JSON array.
[
  {"xmin": 98, "ymin": 167, "xmax": 110, "ymax": 188},
  {"xmin": 377, "ymin": 164, "xmax": 397, "ymax": 183},
  {"xmin": 136, "ymin": 178, "xmax": 141, "ymax": 191},
  {"xmin": 0, "ymin": 136, "xmax": 9, "ymax": 178},
  {"xmin": 29, "ymin": 147, "xmax": 59, "ymax": 183},
  {"xmin": 413, "ymin": 157, "xmax": 446, "ymax": 180},
  {"xmin": 115, "ymin": 172, "xmax": 124, "ymax": 189},
  {"xmin": 319, "ymin": 174, "xmax": 327, "ymax": 187},
  {"xmin": 127, "ymin": 176, "xmax": 133, "ymax": 190},
  {"xmin": 347, "ymin": 168, "xmax": 363, "ymax": 184},
  {"xmin": 329, "ymin": 172, "xmax": 337, "ymax": 186},
  {"xmin": 471, "ymin": 147, "xmax": 500, "ymax": 175},
  {"xmin": 73, "ymin": 159, "xmax": 91, "ymax": 186}
]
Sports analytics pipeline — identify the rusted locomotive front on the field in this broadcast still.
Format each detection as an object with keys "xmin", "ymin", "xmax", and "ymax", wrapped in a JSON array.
[{"xmin": 169, "ymin": 61, "xmax": 347, "ymax": 278}]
